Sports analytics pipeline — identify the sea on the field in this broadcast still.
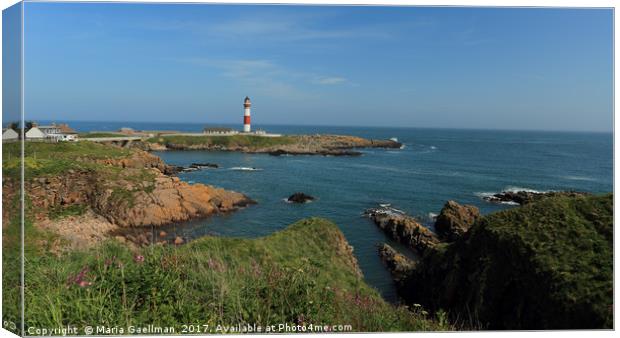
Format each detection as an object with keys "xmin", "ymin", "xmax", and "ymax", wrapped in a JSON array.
[{"xmin": 46, "ymin": 121, "xmax": 614, "ymax": 302}]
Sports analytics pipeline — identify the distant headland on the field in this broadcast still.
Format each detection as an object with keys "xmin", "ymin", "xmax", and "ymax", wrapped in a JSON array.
[{"xmin": 5, "ymin": 97, "xmax": 402, "ymax": 156}]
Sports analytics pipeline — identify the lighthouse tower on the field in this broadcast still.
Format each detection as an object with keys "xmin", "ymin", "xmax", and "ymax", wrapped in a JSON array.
[{"xmin": 243, "ymin": 96, "xmax": 251, "ymax": 133}]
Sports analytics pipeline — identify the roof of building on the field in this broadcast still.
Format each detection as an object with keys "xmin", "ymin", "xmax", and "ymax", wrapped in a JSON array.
[
  {"xmin": 25, "ymin": 127, "xmax": 46, "ymax": 138},
  {"xmin": 58, "ymin": 123, "xmax": 78, "ymax": 134},
  {"xmin": 2, "ymin": 128, "xmax": 18, "ymax": 139}
]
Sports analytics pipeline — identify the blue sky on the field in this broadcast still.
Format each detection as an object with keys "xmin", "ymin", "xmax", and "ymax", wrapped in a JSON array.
[{"xmin": 16, "ymin": 3, "xmax": 613, "ymax": 131}]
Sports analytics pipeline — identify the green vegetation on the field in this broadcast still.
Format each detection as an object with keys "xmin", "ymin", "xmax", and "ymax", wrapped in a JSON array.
[
  {"xmin": 403, "ymin": 193, "xmax": 613, "ymax": 329},
  {"xmin": 3, "ymin": 141, "xmax": 132, "ymax": 179},
  {"xmin": 147, "ymin": 134, "xmax": 297, "ymax": 149},
  {"xmin": 3, "ymin": 194, "xmax": 67, "ymax": 335},
  {"xmin": 11, "ymin": 218, "xmax": 444, "ymax": 333},
  {"xmin": 49, "ymin": 204, "xmax": 88, "ymax": 220},
  {"xmin": 78, "ymin": 132, "xmax": 127, "ymax": 138}
]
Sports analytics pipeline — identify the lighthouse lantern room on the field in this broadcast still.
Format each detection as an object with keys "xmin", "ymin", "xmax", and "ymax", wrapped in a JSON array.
[{"xmin": 243, "ymin": 96, "xmax": 251, "ymax": 133}]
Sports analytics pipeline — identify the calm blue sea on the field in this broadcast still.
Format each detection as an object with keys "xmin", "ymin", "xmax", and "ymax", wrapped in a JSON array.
[{"xmin": 50, "ymin": 121, "xmax": 614, "ymax": 302}]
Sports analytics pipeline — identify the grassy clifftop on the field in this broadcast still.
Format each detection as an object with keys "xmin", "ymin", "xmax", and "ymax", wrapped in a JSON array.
[
  {"xmin": 402, "ymin": 193, "xmax": 613, "ymax": 329},
  {"xmin": 3, "ymin": 141, "xmax": 134, "ymax": 178},
  {"xmin": 147, "ymin": 134, "xmax": 297, "ymax": 149},
  {"xmin": 6, "ymin": 218, "xmax": 445, "ymax": 334}
]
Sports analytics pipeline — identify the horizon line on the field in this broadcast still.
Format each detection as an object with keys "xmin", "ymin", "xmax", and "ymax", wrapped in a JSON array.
[{"xmin": 29, "ymin": 118, "xmax": 614, "ymax": 134}]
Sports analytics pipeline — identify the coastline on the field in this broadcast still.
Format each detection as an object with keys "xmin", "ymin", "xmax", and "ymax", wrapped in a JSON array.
[
  {"xmin": 112, "ymin": 134, "xmax": 403, "ymax": 156},
  {"xmin": 4, "ymin": 132, "xmax": 400, "ymax": 248}
]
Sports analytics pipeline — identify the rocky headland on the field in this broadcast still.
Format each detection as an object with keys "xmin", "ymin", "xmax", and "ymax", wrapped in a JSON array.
[
  {"xmin": 481, "ymin": 189, "xmax": 589, "ymax": 205},
  {"xmin": 136, "ymin": 134, "xmax": 402, "ymax": 156},
  {"xmin": 2, "ymin": 142, "xmax": 254, "ymax": 249},
  {"xmin": 368, "ymin": 194, "xmax": 613, "ymax": 329}
]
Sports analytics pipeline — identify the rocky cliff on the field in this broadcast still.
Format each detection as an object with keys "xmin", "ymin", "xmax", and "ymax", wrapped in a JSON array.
[
  {"xmin": 3, "ymin": 142, "xmax": 254, "ymax": 248},
  {"xmin": 380, "ymin": 194, "xmax": 613, "ymax": 329},
  {"xmin": 434, "ymin": 200, "xmax": 480, "ymax": 241},
  {"xmin": 364, "ymin": 207, "xmax": 439, "ymax": 255}
]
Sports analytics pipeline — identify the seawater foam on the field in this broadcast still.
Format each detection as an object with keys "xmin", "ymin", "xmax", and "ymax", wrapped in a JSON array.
[
  {"xmin": 503, "ymin": 186, "xmax": 551, "ymax": 194},
  {"xmin": 561, "ymin": 175, "xmax": 597, "ymax": 182},
  {"xmin": 230, "ymin": 167, "xmax": 263, "ymax": 171}
]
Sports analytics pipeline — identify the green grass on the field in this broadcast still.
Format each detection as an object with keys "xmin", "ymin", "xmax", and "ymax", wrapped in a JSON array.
[
  {"xmin": 49, "ymin": 204, "xmax": 88, "ymax": 220},
  {"xmin": 3, "ymin": 141, "xmax": 132, "ymax": 179},
  {"xmin": 404, "ymin": 193, "xmax": 613, "ymax": 329},
  {"xmin": 78, "ymin": 132, "xmax": 127, "ymax": 138},
  {"xmin": 147, "ymin": 134, "xmax": 297, "ymax": 149},
  {"xmin": 15, "ymin": 218, "xmax": 445, "ymax": 333},
  {"xmin": 3, "ymin": 194, "xmax": 67, "ymax": 335}
]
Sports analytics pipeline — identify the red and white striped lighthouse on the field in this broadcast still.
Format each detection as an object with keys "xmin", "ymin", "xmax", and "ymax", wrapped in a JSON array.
[{"xmin": 243, "ymin": 96, "xmax": 251, "ymax": 133}]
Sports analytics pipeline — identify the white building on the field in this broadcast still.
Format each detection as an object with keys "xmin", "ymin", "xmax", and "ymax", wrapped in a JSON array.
[
  {"xmin": 2, "ymin": 128, "xmax": 18, "ymax": 142},
  {"xmin": 38, "ymin": 124, "xmax": 63, "ymax": 141},
  {"xmin": 31, "ymin": 123, "xmax": 79, "ymax": 142},
  {"xmin": 203, "ymin": 127, "xmax": 239, "ymax": 135},
  {"xmin": 25, "ymin": 127, "xmax": 46, "ymax": 140}
]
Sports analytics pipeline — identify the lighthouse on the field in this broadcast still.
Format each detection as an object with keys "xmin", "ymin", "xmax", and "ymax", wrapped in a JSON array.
[{"xmin": 243, "ymin": 96, "xmax": 251, "ymax": 133}]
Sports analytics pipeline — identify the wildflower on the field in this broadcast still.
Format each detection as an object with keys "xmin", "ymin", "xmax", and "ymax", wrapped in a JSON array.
[
  {"xmin": 296, "ymin": 314, "xmax": 306, "ymax": 325},
  {"xmin": 66, "ymin": 266, "xmax": 92, "ymax": 288},
  {"xmin": 133, "ymin": 254, "xmax": 145, "ymax": 263},
  {"xmin": 78, "ymin": 280, "xmax": 92, "ymax": 287},
  {"xmin": 250, "ymin": 259, "xmax": 262, "ymax": 277}
]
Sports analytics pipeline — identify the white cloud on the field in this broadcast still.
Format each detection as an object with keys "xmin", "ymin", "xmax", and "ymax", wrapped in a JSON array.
[
  {"xmin": 179, "ymin": 57, "xmax": 351, "ymax": 98},
  {"xmin": 313, "ymin": 76, "xmax": 347, "ymax": 85}
]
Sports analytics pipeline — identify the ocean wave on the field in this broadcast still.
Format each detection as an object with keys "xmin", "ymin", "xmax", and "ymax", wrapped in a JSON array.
[
  {"xmin": 474, "ymin": 191, "xmax": 496, "ymax": 198},
  {"xmin": 430, "ymin": 146, "xmax": 437, "ymax": 150},
  {"xmin": 230, "ymin": 167, "xmax": 263, "ymax": 171},
  {"xmin": 561, "ymin": 175, "xmax": 597, "ymax": 182},
  {"xmin": 282, "ymin": 198, "xmax": 313, "ymax": 204},
  {"xmin": 503, "ymin": 186, "xmax": 551, "ymax": 194},
  {"xmin": 428, "ymin": 212, "xmax": 438, "ymax": 220}
]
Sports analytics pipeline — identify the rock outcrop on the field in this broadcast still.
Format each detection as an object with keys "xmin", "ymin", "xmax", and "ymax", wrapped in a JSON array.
[
  {"xmin": 434, "ymin": 200, "xmax": 480, "ymax": 241},
  {"xmin": 481, "ymin": 190, "xmax": 589, "ymax": 205},
  {"xmin": 396, "ymin": 194, "xmax": 613, "ymax": 329},
  {"xmin": 287, "ymin": 192, "xmax": 315, "ymax": 203},
  {"xmin": 92, "ymin": 170, "xmax": 255, "ymax": 227},
  {"xmin": 377, "ymin": 243, "xmax": 416, "ymax": 283},
  {"xmin": 7, "ymin": 146, "xmax": 256, "ymax": 249},
  {"xmin": 364, "ymin": 206, "xmax": 439, "ymax": 255},
  {"xmin": 94, "ymin": 149, "xmax": 179, "ymax": 175}
]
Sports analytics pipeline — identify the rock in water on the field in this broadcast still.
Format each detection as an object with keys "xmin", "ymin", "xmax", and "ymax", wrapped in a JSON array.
[
  {"xmin": 434, "ymin": 200, "xmax": 480, "ymax": 241},
  {"xmin": 190, "ymin": 162, "xmax": 219, "ymax": 169},
  {"xmin": 482, "ymin": 190, "xmax": 589, "ymax": 205},
  {"xmin": 378, "ymin": 243, "xmax": 416, "ymax": 283},
  {"xmin": 364, "ymin": 206, "xmax": 439, "ymax": 255},
  {"xmin": 287, "ymin": 192, "xmax": 315, "ymax": 203}
]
